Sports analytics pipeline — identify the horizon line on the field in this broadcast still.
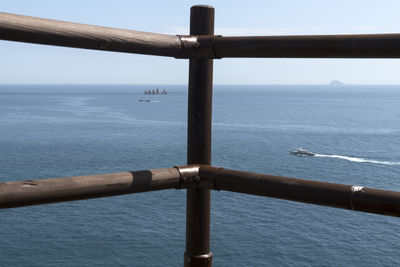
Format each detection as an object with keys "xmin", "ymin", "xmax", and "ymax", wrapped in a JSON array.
[
  {"xmin": 1, "ymin": 83, "xmax": 400, "ymax": 86},
  {"xmin": 0, "ymin": 82, "xmax": 400, "ymax": 87}
]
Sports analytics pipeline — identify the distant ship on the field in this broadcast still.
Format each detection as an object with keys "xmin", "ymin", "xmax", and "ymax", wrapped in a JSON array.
[
  {"xmin": 330, "ymin": 80, "xmax": 344, "ymax": 85},
  {"xmin": 144, "ymin": 88, "xmax": 168, "ymax": 95},
  {"xmin": 290, "ymin": 148, "xmax": 315, "ymax": 156}
]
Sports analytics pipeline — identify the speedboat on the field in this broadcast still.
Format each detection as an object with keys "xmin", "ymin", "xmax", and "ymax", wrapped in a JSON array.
[{"xmin": 290, "ymin": 148, "xmax": 315, "ymax": 156}]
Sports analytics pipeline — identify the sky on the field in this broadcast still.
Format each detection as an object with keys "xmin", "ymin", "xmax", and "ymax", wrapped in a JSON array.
[{"xmin": 1, "ymin": 0, "xmax": 400, "ymax": 84}]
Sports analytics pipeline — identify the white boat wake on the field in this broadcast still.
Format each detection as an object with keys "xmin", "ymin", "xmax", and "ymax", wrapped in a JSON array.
[{"xmin": 314, "ymin": 153, "xmax": 400, "ymax": 166}]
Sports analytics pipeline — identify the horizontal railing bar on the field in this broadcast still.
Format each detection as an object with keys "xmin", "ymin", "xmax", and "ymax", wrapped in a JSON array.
[
  {"xmin": 213, "ymin": 34, "xmax": 400, "ymax": 58},
  {"xmin": 0, "ymin": 12, "xmax": 182, "ymax": 57},
  {"xmin": 0, "ymin": 167, "xmax": 182, "ymax": 209},
  {"xmin": 2, "ymin": 12, "xmax": 400, "ymax": 59},
  {"xmin": 2, "ymin": 164, "xmax": 400, "ymax": 217},
  {"xmin": 200, "ymin": 166, "xmax": 400, "ymax": 217}
]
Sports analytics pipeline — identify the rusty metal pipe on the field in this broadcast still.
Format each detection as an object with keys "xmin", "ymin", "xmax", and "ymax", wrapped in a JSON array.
[
  {"xmin": 200, "ymin": 166, "xmax": 400, "ymax": 217},
  {"xmin": 0, "ymin": 12, "xmax": 182, "ymax": 57},
  {"xmin": 0, "ymin": 167, "xmax": 182, "ymax": 209},
  {"xmin": 2, "ymin": 164, "xmax": 400, "ymax": 217},
  {"xmin": 184, "ymin": 5, "xmax": 215, "ymax": 267},
  {"xmin": 214, "ymin": 34, "xmax": 400, "ymax": 58},
  {"xmin": 2, "ymin": 11, "xmax": 400, "ymax": 59}
]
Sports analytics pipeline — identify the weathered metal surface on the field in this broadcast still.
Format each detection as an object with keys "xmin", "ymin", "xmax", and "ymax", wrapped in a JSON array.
[
  {"xmin": 176, "ymin": 165, "xmax": 201, "ymax": 188},
  {"xmin": 213, "ymin": 34, "xmax": 400, "ymax": 58},
  {"xmin": 185, "ymin": 5, "xmax": 214, "ymax": 267},
  {"xmin": 200, "ymin": 166, "xmax": 400, "ymax": 217},
  {"xmin": 184, "ymin": 253, "xmax": 213, "ymax": 267},
  {"xmin": 1, "ymin": 164, "xmax": 399, "ymax": 217},
  {"xmin": 177, "ymin": 35, "xmax": 220, "ymax": 59},
  {"xmin": 0, "ymin": 168, "xmax": 180, "ymax": 209},
  {"xmin": 0, "ymin": 12, "xmax": 182, "ymax": 57},
  {"xmin": 176, "ymin": 165, "xmax": 215, "ymax": 189},
  {"xmin": 2, "ymin": 11, "xmax": 400, "ymax": 59}
]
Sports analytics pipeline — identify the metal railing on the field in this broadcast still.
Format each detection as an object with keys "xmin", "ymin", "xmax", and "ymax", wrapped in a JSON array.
[{"xmin": 1, "ymin": 5, "xmax": 400, "ymax": 267}]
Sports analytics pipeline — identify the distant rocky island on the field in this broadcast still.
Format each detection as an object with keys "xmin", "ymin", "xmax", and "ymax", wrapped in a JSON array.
[{"xmin": 330, "ymin": 80, "xmax": 344, "ymax": 85}]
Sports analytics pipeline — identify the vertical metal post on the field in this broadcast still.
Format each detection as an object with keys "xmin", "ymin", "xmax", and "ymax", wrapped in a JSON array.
[{"xmin": 184, "ymin": 5, "xmax": 214, "ymax": 267}]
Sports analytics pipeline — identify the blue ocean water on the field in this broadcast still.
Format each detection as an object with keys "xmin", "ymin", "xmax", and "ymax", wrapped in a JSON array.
[{"xmin": 0, "ymin": 84, "xmax": 399, "ymax": 266}]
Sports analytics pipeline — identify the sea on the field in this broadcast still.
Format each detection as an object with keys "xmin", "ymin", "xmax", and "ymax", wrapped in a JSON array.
[{"xmin": 0, "ymin": 84, "xmax": 399, "ymax": 266}]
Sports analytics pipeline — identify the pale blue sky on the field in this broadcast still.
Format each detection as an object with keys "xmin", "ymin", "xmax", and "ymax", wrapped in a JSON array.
[{"xmin": 1, "ymin": 0, "xmax": 400, "ymax": 84}]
